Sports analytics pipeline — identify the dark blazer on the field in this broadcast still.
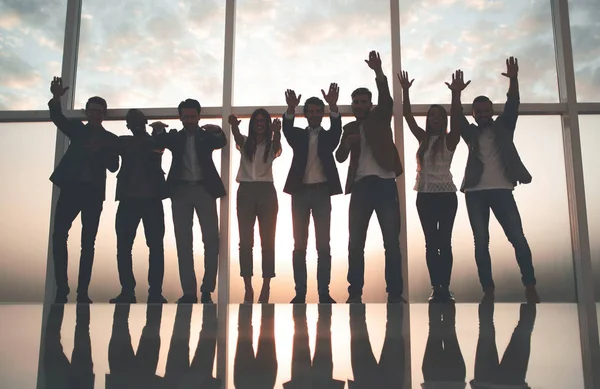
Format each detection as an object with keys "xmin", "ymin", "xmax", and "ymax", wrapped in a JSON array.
[
  {"xmin": 457, "ymin": 92, "xmax": 532, "ymax": 192},
  {"xmin": 282, "ymin": 112, "xmax": 343, "ymax": 196},
  {"xmin": 48, "ymin": 99, "xmax": 119, "ymax": 201},
  {"xmin": 154, "ymin": 127, "xmax": 227, "ymax": 199},
  {"xmin": 113, "ymin": 134, "xmax": 168, "ymax": 201},
  {"xmin": 336, "ymin": 76, "xmax": 403, "ymax": 194}
]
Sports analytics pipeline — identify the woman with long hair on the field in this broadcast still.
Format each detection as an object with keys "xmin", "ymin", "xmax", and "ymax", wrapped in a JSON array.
[
  {"xmin": 229, "ymin": 109, "xmax": 282, "ymax": 303},
  {"xmin": 397, "ymin": 70, "xmax": 464, "ymax": 301}
]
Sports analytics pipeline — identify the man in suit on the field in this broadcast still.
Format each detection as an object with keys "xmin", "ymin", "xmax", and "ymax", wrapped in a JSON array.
[
  {"xmin": 283, "ymin": 83, "xmax": 342, "ymax": 304},
  {"xmin": 109, "ymin": 109, "xmax": 168, "ymax": 304},
  {"xmin": 48, "ymin": 76, "xmax": 119, "ymax": 304},
  {"xmin": 336, "ymin": 51, "xmax": 404, "ymax": 304},
  {"xmin": 151, "ymin": 99, "xmax": 226, "ymax": 304}
]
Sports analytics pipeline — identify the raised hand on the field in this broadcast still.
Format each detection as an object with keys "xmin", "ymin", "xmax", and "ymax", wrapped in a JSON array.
[
  {"xmin": 397, "ymin": 70, "xmax": 414, "ymax": 90},
  {"xmin": 321, "ymin": 83, "xmax": 339, "ymax": 108},
  {"xmin": 149, "ymin": 121, "xmax": 169, "ymax": 135},
  {"xmin": 364, "ymin": 50, "xmax": 382, "ymax": 71},
  {"xmin": 201, "ymin": 124, "xmax": 221, "ymax": 133},
  {"xmin": 50, "ymin": 76, "xmax": 69, "ymax": 98},
  {"xmin": 285, "ymin": 89, "xmax": 302, "ymax": 109},
  {"xmin": 228, "ymin": 114, "xmax": 241, "ymax": 127},
  {"xmin": 445, "ymin": 69, "xmax": 471, "ymax": 92},
  {"xmin": 270, "ymin": 118, "xmax": 282, "ymax": 133},
  {"xmin": 501, "ymin": 56, "xmax": 518, "ymax": 78}
]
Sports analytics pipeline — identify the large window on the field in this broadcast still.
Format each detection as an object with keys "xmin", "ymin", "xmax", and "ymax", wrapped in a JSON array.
[{"xmin": 569, "ymin": 0, "xmax": 600, "ymax": 102}]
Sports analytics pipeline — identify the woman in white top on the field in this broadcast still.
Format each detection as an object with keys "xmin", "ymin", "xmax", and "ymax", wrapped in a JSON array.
[
  {"xmin": 398, "ymin": 70, "xmax": 462, "ymax": 301},
  {"xmin": 229, "ymin": 109, "xmax": 282, "ymax": 304}
]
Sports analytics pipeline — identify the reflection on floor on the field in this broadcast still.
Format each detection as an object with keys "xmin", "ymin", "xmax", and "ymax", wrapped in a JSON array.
[{"xmin": 0, "ymin": 303, "xmax": 586, "ymax": 388}]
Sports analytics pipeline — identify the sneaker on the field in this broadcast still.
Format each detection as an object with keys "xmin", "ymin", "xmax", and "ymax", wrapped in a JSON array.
[
  {"xmin": 54, "ymin": 293, "xmax": 68, "ymax": 304},
  {"xmin": 177, "ymin": 294, "xmax": 198, "ymax": 304},
  {"xmin": 319, "ymin": 294, "xmax": 336, "ymax": 304},
  {"xmin": 109, "ymin": 292, "xmax": 137, "ymax": 304},
  {"xmin": 346, "ymin": 294, "xmax": 362, "ymax": 304},
  {"xmin": 290, "ymin": 294, "xmax": 306, "ymax": 304},
  {"xmin": 147, "ymin": 294, "xmax": 168, "ymax": 304},
  {"xmin": 387, "ymin": 294, "xmax": 407, "ymax": 303},
  {"xmin": 201, "ymin": 292, "xmax": 213, "ymax": 304},
  {"xmin": 76, "ymin": 293, "xmax": 93, "ymax": 304}
]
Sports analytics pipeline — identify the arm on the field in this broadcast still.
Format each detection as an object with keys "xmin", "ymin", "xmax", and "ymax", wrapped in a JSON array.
[
  {"xmin": 498, "ymin": 57, "xmax": 520, "ymax": 132},
  {"xmin": 335, "ymin": 131, "xmax": 351, "ymax": 163},
  {"xmin": 150, "ymin": 122, "xmax": 175, "ymax": 150},
  {"xmin": 271, "ymin": 118, "xmax": 282, "ymax": 158},
  {"xmin": 321, "ymin": 82, "xmax": 342, "ymax": 151},
  {"xmin": 397, "ymin": 71, "xmax": 425, "ymax": 143},
  {"xmin": 283, "ymin": 89, "xmax": 303, "ymax": 148},
  {"xmin": 201, "ymin": 124, "xmax": 227, "ymax": 150},
  {"xmin": 446, "ymin": 70, "xmax": 471, "ymax": 151},
  {"xmin": 365, "ymin": 51, "xmax": 393, "ymax": 111},
  {"xmin": 228, "ymin": 114, "xmax": 245, "ymax": 149},
  {"xmin": 48, "ymin": 77, "xmax": 80, "ymax": 138}
]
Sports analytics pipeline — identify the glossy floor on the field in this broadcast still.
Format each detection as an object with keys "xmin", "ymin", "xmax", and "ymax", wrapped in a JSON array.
[{"xmin": 0, "ymin": 303, "xmax": 591, "ymax": 388}]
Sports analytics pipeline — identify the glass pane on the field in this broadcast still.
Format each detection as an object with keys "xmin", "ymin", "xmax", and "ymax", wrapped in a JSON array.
[
  {"xmin": 58, "ymin": 117, "xmax": 222, "ymax": 303},
  {"xmin": 233, "ymin": 0, "xmax": 392, "ymax": 106},
  {"xmin": 0, "ymin": 124, "xmax": 56, "ymax": 302},
  {"xmin": 399, "ymin": 0, "xmax": 558, "ymax": 103},
  {"xmin": 569, "ymin": 0, "xmax": 600, "ymax": 102},
  {"xmin": 229, "ymin": 115, "xmax": 390, "ymax": 303},
  {"xmin": 0, "ymin": 0, "xmax": 67, "ymax": 110},
  {"xmin": 404, "ymin": 116, "xmax": 575, "ymax": 302},
  {"xmin": 76, "ymin": 0, "xmax": 225, "ymax": 108}
]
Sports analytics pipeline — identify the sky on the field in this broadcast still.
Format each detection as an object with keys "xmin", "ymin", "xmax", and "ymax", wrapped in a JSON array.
[{"xmin": 0, "ymin": 0, "xmax": 599, "ymax": 304}]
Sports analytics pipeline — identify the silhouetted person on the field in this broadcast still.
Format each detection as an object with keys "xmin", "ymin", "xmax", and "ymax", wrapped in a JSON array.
[
  {"xmin": 49, "ymin": 77, "xmax": 119, "ymax": 303},
  {"xmin": 234, "ymin": 304, "xmax": 278, "ymax": 388},
  {"xmin": 43, "ymin": 304, "xmax": 95, "ymax": 389},
  {"xmin": 421, "ymin": 302, "xmax": 466, "ymax": 388},
  {"xmin": 105, "ymin": 303, "xmax": 163, "ymax": 389},
  {"xmin": 469, "ymin": 303, "xmax": 536, "ymax": 389},
  {"xmin": 164, "ymin": 304, "xmax": 220, "ymax": 388},
  {"xmin": 109, "ymin": 109, "xmax": 169, "ymax": 304},
  {"xmin": 151, "ymin": 98, "xmax": 227, "ymax": 304},
  {"xmin": 283, "ymin": 304, "xmax": 345, "ymax": 389},
  {"xmin": 336, "ymin": 51, "xmax": 404, "ymax": 304},
  {"xmin": 348, "ymin": 304, "xmax": 405, "ymax": 389},
  {"xmin": 283, "ymin": 83, "xmax": 342, "ymax": 304}
]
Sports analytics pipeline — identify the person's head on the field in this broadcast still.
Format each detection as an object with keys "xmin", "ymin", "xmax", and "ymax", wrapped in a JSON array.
[
  {"xmin": 303, "ymin": 97, "xmax": 325, "ymax": 128},
  {"xmin": 351, "ymin": 87, "xmax": 373, "ymax": 120},
  {"xmin": 85, "ymin": 96, "xmax": 107, "ymax": 126},
  {"xmin": 125, "ymin": 109, "xmax": 148, "ymax": 135},
  {"xmin": 425, "ymin": 104, "xmax": 448, "ymax": 135},
  {"xmin": 178, "ymin": 98, "xmax": 201, "ymax": 131},
  {"xmin": 472, "ymin": 95, "xmax": 494, "ymax": 127},
  {"xmin": 244, "ymin": 108, "xmax": 273, "ymax": 162}
]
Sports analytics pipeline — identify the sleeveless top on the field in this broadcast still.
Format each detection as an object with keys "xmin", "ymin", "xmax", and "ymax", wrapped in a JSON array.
[{"xmin": 414, "ymin": 135, "xmax": 457, "ymax": 193}]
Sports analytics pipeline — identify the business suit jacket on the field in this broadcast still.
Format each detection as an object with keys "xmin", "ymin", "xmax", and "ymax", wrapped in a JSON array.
[
  {"xmin": 48, "ymin": 99, "xmax": 119, "ymax": 201},
  {"xmin": 154, "ymin": 127, "xmax": 227, "ymax": 199},
  {"xmin": 113, "ymin": 134, "xmax": 169, "ymax": 201},
  {"xmin": 282, "ymin": 112, "xmax": 343, "ymax": 196},
  {"xmin": 335, "ymin": 76, "xmax": 403, "ymax": 194}
]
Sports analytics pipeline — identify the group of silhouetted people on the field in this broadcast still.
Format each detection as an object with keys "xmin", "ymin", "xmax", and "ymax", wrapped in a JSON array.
[{"xmin": 48, "ymin": 50, "xmax": 540, "ymax": 305}]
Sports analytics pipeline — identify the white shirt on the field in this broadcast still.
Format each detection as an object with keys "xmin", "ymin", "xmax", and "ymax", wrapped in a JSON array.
[
  {"xmin": 466, "ymin": 126, "xmax": 514, "ymax": 191},
  {"xmin": 236, "ymin": 136, "xmax": 277, "ymax": 182},
  {"xmin": 180, "ymin": 130, "xmax": 203, "ymax": 181},
  {"xmin": 414, "ymin": 135, "xmax": 457, "ymax": 193},
  {"xmin": 355, "ymin": 122, "xmax": 396, "ymax": 182}
]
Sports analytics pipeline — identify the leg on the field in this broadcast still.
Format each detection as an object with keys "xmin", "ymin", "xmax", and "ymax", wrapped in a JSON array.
[
  {"xmin": 164, "ymin": 304, "xmax": 192, "ymax": 378},
  {"xmin": 135, "ymin": 304, "xmax": 163, "ymax": 376},
  {"xmin": 70, "ymin": 305, "xmax": 94, "ymax": 387},
  {"xmin": 257, "ymin": 184, "xmax": 278, "ymax": 303},
  {"xmin": 171, "ymin": 186, "xmax": 198, "ymax": 297},
  {"xmin": 373, "ymin": 178, "xmax": 403, "ymax": 298},
  {"xmin": 347, "ymin": 179, "xmax": 374, "ymax": 299},
  {"xmin": 194, "ymin": 185, "xmax": 220, "ymax": 295},
  {"xmin": 312, "ymin": 305, "xmax": 336, "ymax": 382},
  {"xmin": 255, "ymin": 304, "xmax": 278, "ymax": 387},
  {"xmin": 52, "ymin": 188, "xmax": 83, "ymax": 299},
  {"xmin": 115, "ymin": 201, "xmax": 141, "ymax": 295},
  {"xmin": 190, "ymin": 304, "xmax": 218, "ymax": 379},
  {"xmin": 379, "ymin": 303, "xmax": 406, "ymax": 388},
  {"xmin": 437, "ymin": 193, "xmax": 458, "ymax": 289},
  {"xmin": 465, "ymin": 191, "xmax": 494, "ymax": 291},
  {"xmin": 473, "ymin": 302, "xmax": 500, "ymax": 382},
  {"xmin": 416, "ymin": 193, "xmax": 442, "ymax": 288},
  {"xmin": 233, "ymin": 304, "xmax": 256, "ymax": 388},
  {"xmin": 237, "ymin": 184, "xmax": 257, "ymax": 279},
  {"xmin": 312, "ymin": 186, "xmax": 332, "ymax": 297},
  {"xmin": 496, "ymin": 304, "xmax": 536, "ymax": 384},
  {"xmin": 108, "ymin": 304, "xmax": 136, "ymax": 375},
  {"xmin": 291, "ymin": 190, "xmax": 311, "ymax": 298},
  {"xmin": 78, "ymin": 197, "xmax": 103, "ymax": 298},
  {"xmin": 142, "ymin": 199, "xmax": 166, "ymax": 297},
  {"xmin": 489, "ymin": 190, "xmax": 536, "ymax": 287}
]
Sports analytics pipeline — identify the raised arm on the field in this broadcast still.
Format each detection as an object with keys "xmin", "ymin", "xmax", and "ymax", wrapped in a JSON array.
[
  {"xmin": 150, "ymin": 121, "xmax": 174, "ymax": 150},
  {"xmin": 228, "ymin": 114, "xmax": 245, "ymax": 149},
  {"xmin": 397, "ymin": 71, "xmax": 425, "ymax": 143},
  {"xmin": 271, "ymin": 118, "xmax": 282, "ymax": 158},
  {"xmin": 48, "ymin": 77, "xmax": 80, "ymax": 138},
  {"xmin": 282, "ymin": 89, "xmax": 302, "ymax": 147},
  {"xmin": 445, "ymin": 69, "xmax": 471, "ymax": 151},
  {"xmin": 200, "ymin": 124, "xmax": 227, "ymax": 150},
  {"xmin": 365, "ymin": 51, "xmax": 393, "ymax": 111},
  {"xmin": 499, "ymin": 56, "xmax": 520, "ymax": 131},
  {"xmin": 321, "ymin": 82, "xmax": 342, "ymax": 150}
]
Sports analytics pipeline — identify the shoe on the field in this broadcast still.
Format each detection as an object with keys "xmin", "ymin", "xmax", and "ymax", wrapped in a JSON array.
[
  {"xmin": 177, "ymin": 294, "xmax": 198, "ymax": 304},
  {"xmin": 148, "ymin": 294, "xmax": 168, "ymax": 304},
  {"xmin": 201, "ymin": 292, "xmax": 213, "ymax": 304},
  {"xmin": 243, "ymin": 288, "xmax": 254, "ymax": 304},
  {"xmin": 428, "ymin": 286, "xmax": 441, "ymax": 302},
  {"xmin": 290, "ymin": 294, "xmax": 306, "ymax": 304},
  {"xmin": 525, "ymin": 285, "xmax": 540, "ymax": 303},
  {"xmin": 319, "ymin": 294, "xmax": 336, "ymax": 304},
  {"xmin": 258, "ymin": 286, "xmax": 270, "ymax": 304},
  {"xmin": 54, "ymin": 293, "xmax": 68, "ymax": 304},
  {"xmin": 346, "ymin": 294, "xmax": 362, "ymax": 304},
  {"xmin": 387, "ymin": 294, "xmax": 407, "ymax": 303},
  {"xmin": 438, "ymin": 286, "xmax": 455, "ymax": 302},
  {"xmin": 109, "ymin": 292, "xmax": 137, "ymax": 304},
  {"xmin": 76, "ymin": 293, "xmax": 93, "ymax": 304}
]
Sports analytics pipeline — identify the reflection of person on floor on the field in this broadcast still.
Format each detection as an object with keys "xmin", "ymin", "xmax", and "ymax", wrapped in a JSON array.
[
  {"xmin": 234, "ymin": 304, "xmax": 278, "ymax": 388},
  {"xmin": 421, "ymin": 302, "xmax": 466, "ymax": 389},
  {"xmin": 469, "ymin": 303, "xmax": 536, "ymax": 389},
  {"xmin": 105, "ymin": 304, "xmax": 162, "ymax": 389},
  {"xmin": 348, "ymin": 304, "xmax": 406, "ymax": 389},
  {"xmin": 283, "ymin": 304, "xmax": 345, "ymax": 389},
  {"xmin": 164, "ymin": 304, "xmax": 220, "ymax": 388},
  {"xmin": 44, "ymin": 304, "xmax": 95, "ymax": 389}
]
